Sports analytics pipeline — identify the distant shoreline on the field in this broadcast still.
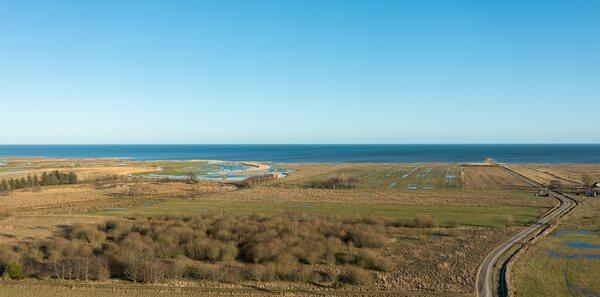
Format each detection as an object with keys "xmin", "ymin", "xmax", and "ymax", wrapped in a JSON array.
[{"xmin": 1, "ymin": 144, "xmax": 600, "ymax": 164}]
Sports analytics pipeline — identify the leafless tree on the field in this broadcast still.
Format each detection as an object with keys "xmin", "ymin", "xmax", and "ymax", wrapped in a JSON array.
[
  {"xmin": 549, "ymin": 180, "xmax": 562, "ymax": 191},
  {"xmin": 582, "ymin": 173, "xmax": 592, "ymax": 188}
]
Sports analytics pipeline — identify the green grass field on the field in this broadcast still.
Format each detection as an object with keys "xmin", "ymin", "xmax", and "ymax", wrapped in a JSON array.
[
  {"xmin": 96, "ymin": 198, "xmax": 550, "ymax": 228},
  {"xmin": 513, "ymin": 230, "xmax": 600, "ymax": 296},
  {"xmin": 512, "ymin": 198, "xmax": 600, "ymax": 297}
]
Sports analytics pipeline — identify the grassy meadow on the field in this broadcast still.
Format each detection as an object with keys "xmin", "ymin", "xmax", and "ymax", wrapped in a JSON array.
[
  {"xmin": 96, "ymin": 198, "xmax": 550, "ymax": 228},
  {"xmin": 511, "ymin": 198, "xmax": 600, "ymax": 297}
]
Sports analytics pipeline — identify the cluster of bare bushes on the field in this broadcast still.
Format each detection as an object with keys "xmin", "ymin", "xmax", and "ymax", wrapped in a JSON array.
[
  {"xmin": 123, "ymin": 183, "xmax": 159, "ymax": 197},
  {"xmin": 87, "ymin": 174, "xmax": 129, "ymax": 189},
  {"xmin": 308, "ymin": 176, "xmax": 361, "ymax": 189},
  {"xmin": 391, "ymin": 214, "xmax": 439, "ymax": 228},
  {"xmin": 239, "ymin": 173, "xmax": 279, "ymax": 187},
  {"xmin": 0, "ymin": 213, "xmax": 391, "ymax": 285}
]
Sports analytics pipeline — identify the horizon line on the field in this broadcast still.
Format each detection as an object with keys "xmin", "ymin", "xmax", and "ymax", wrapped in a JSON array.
[{"xmin": 2, "ymin": 143, "xmax": 600, "ymax": 146}]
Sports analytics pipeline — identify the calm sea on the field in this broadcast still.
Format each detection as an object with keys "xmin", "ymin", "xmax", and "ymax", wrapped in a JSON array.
[{"xmin": 0, "ymin": 144, "xmax": 599, "ymax": 163}]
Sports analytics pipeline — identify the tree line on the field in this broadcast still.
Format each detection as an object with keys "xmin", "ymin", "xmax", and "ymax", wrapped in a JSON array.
[{"xmin": 0, "ymin": 170, "xmax": 78, "ymax": 192}]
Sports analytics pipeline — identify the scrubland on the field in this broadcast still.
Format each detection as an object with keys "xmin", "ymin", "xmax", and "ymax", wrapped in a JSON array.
[{"xmin": 2, "ymin": 158, "xmax": 595, "ymax": 296}]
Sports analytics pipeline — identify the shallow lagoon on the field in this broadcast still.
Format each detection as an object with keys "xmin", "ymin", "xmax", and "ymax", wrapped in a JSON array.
[{"xmin": 137, "ymin": 161, "xmax": 288, "ymax": 181}]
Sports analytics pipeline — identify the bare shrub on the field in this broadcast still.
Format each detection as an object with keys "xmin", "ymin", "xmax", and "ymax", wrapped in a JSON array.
[
  {"xmin": 345, "ymin": 227, "xmax": 387, "ymax": 248},
  {"xmin": 309, "ymin": 175, "xmax": 361, "ymax": 189},
  {"xmin": 105, "ymin": 235, "xmax": 163, "ymax": 283},
  {"xmin": 309, "ymin": 269, "xmax": 337, "ymax": 284},
  {"xmin": 50, "ymin": 256, "xmax": 109, "ymax": 280},
  {"xmin": 184, "ymin": 238, "xmax": 223, "ymax": 261},
  {"xmin": 67, "ymin": 224, "xmax": 106, "ymax": 244},
  {"xmin": 344, "ymin": 215, "xmax": 386, "ymax": 226},
  {"xmin": 185, "ymin": 263, "xmax": 242, "ymax": 283},
  {"xmin": 242, "ymin": 264, "xmax": 276, "ymax": 282},
  {"xmin": 0, "ymin": 209, "xmax": 13, "ymax": 220},
  {"xmin": 185, "ymin": 262, "xmax": 221, "ymax": 281},
  {"xmin": 165, "ymin": 256, "xmax": 191, "ymax": 279},
  {"xmin": 240, "ymin": 239, "xmax": 286, "ymax": 263},
  {"xmin": 155, "ymin": 240, "xmax": 183, "ymax": 259},
  {"xmin": 502, "ymin": 215, "xmax": 514, "ymax": 227},
  {"xmin": 335, "ymin": 253, "xmax": 356, "ymax": 265},
  {"xmin": 89, "ymin": 174, "xmax": 127, "ymax": 189},
  {"xmin": 220, "ymin": 241, "xmax": 239, "ymax": 262},
  {"xmin": 355, "ymin": 249, "xmax": 392, "ymax": 272},
  {"xmin": 240, "ymin": 173, "xmax": 278, "ymax": 187},
  {"xmin": 413, "ymin": 214, "xmax": 438, "ymax": 228},
  {"xmin": 582, "ymin": 173, "xmax": 592, "ymax": 188},
  {"xmin": 272, "ymin": 252, "xmax": 298, "ymax": 280},
  {"xmin": 395, "ymin": 214, "xmax": 438, "ymax": 228},
  {"xmin": 549, "ymin": 180, "xmax": 562, "ymax": 191},
  {"xmin": 338, "ymin": 266, "xmax": 373, "ymax": 285},
  {"xmin": 295, "ymin": 240, "xmax": 326, "ymax": 264},
  {"xmin": 125, "ymin": 184, "xmax": 157, "ymax": 197},
  {"xmin": 108, "ymin": 254, "xmax": 165, "ymax": 283},
  {"xmin": 186, "ymin": 172, "xmax": 197, "ymax": 184}
]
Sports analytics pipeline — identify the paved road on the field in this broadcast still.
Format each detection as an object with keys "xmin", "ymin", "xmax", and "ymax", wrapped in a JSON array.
[{"xmin": 475, "ymin": 164, "xmax": 577, "ymax": 297}]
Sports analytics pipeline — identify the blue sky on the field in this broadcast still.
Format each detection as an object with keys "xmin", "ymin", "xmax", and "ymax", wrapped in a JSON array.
[{"xmin": 0, "ymin": 0, "xmax": 598, "ymax": 144}]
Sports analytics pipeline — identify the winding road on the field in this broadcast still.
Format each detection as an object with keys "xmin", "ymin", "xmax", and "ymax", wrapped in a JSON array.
[{"xmin": 476, "ymin": 164, "xmax": 577, "ymax": 297}]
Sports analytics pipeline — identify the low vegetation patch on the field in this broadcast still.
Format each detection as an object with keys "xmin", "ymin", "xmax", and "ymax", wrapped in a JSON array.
[
  {"xmin": 239, "ymin": 173, "xmax": 279, "ymax": 187},
  {"xmin": 308, "ymin": 175, "xmax": 361, "ymax": 189},
  {"xmin": 0, "ymin": 209, "xmax": 14, "ymax": 220},
  {"xmin": 392, "ymin": 213, "xmax": 439, "ymax": 228},
  {"xmin": 87, "ymin": 174, "xmax": 128, "ymax": 189},
  {"xmin": 0, "ymin": 213, "xmax": 390, "ymax": 285}
]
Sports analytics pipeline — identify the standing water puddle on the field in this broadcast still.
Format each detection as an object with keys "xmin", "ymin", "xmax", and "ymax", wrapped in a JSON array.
[
  {"xmin": 564, "ymin": 242, "xmax": 600, "ymax": 250},
  {"xmin": 547, "ymin": 229, "xmax": 600, "ymax": 260}
]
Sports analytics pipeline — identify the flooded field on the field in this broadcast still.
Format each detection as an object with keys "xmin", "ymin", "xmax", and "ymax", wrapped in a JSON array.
[
  {"xmin": 133, "ymin": 160, "xmax": 288, "ymax": 181},
  {"xmin": 513, "ymin": 197, "xmax": 600, "ymax": 297},
  {"xmin": 546, "ymin": 229, "xmax": 600, "ymax": 260},
  {"xmin": 287, "ymin": 164, "xmax": 463, "ymax": 190},
  {"xmin": 283, "ymin": 163, "xmax": 540, "ymax": 191}
]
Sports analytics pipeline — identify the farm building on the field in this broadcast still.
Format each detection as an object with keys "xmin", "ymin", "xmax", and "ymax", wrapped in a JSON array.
[{"xmin": 586, "ymin": 182, "xmax": 600, "ymax": 197}]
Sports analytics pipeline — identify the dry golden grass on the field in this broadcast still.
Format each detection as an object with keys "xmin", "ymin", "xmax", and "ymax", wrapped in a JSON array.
[
  {"xmin": 528, "ymin": 164, "xmax": 600, "ymax": 185},
  {"xmin": 505, "ymin": 165, "xmax": 583, "ymax": 188},
  {"xmin": 0, "ymin": 215, "xmax": 112, "ymax": 244},
  {"xmin": 0, "ymin": 181, "xmax": 228, "ymax": 215},
  {"xmin": 460, "ymin": 166, "xmax": 531, "ymax": 190},
  {"xmin": 202, "ymin": 187, "xmax": 548, "ymax": 208},
  {"xmin": 0, "ymin": 157, "xmax": 153, "ymax": 180}
]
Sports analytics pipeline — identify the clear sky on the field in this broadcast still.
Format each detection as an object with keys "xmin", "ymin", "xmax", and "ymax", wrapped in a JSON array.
[{"xmin": 0, "ymin": 0, "xmax": 598, "ymax": 144}]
